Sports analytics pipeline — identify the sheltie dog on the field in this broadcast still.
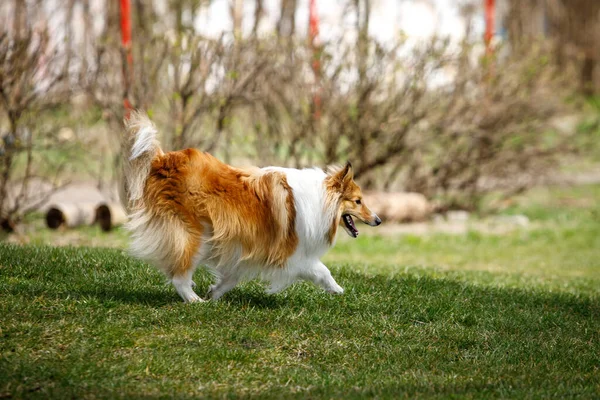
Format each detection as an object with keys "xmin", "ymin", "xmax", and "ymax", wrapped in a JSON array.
[{"xmin": 121, "ymin": 111, "xmax": 381, "ymax": 302}]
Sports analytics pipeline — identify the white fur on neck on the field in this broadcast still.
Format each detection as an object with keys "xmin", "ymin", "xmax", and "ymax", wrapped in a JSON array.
[{"xmin": 264, "ymin": 167, "xmax": 336, "ymax": 257}]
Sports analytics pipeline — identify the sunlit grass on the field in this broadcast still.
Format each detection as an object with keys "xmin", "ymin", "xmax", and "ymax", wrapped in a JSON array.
[
  {"xmin": 327, "ymin": 184, "xmax": 600, "ymax": 295},
  {"xmin": 1, "ymin": 245, "xmax": 598, "ymax": 398}
]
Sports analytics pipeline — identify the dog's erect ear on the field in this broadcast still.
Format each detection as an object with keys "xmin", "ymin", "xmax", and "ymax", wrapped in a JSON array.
[
  {"xmin": 328, "ymin": 161, "xmax": 355, "ymax": 189},
  {"xmin": 331, "ymin": 161, "xmax": 353, "ymax": 185},
  {"xmin": 341, "ymin": 161, "xmax": 354, "ymax": 184}
]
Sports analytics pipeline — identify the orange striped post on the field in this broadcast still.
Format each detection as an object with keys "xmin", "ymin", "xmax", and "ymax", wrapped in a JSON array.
[{"xmin": 120, "ymin": 0, "xmax": 133, "ymax": 117}]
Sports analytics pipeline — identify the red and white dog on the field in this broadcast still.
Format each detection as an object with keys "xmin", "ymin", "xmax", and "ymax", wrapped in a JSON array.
[{"xmin": 121, "ymin": 112, "xmax": 381, "ymax": 302}]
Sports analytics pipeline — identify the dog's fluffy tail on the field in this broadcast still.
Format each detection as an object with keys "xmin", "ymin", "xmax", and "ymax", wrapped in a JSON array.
[{"xmin": 121, "ymin": 111, "xmax": 163, "ymax": 211}]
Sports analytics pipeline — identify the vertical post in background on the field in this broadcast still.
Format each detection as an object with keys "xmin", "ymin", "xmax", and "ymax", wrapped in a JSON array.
[
  {"xmin": 484, "ymin": 0, "xmax": 495, "ymax": 57},
  {"xmin": 120, "ymin": 0, "xmax": 133, "ymax": 118},
  {"xmin": 309, "ymin": 0, "xmax": 321, "ymax": 120},
  {"xmin": 231, "ymin": 0, "xmax": 244, "ymax": 39}
]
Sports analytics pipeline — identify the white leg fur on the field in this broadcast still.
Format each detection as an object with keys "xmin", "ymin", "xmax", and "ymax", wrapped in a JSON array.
[
  {"xmin": 172, "ymin": 271, "xmax": 203, "ymax": 303},
  {"xmin": 207, "ymin": 274, "xmax": 240, "ymax": 300},
  {"xmin": 300, "ymin": 261, "xmax": 344, "ymax": 294},
  {"xmin": 266, "ymin": 280, "xmax": 294, "ymax": 295}
]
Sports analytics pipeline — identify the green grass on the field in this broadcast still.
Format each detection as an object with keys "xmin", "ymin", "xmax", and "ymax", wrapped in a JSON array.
[
  {"xmin": 1, "ymin": 246, "xmax": 599, "ymax": 399},
  {"xmin": 1, "ymin": 184, "xmax": 599, "ymax": 398},
  {"xmin": 327, "ymin": 184, "xmax": 600, "ymax": 296}
]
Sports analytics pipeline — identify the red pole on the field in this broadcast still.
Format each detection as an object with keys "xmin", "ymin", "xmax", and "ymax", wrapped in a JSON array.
[
  {"xmin": 120, "ymin": 0, "xmax": 133, "ymax": 117},
  {"xmin": 309, "ymin": 0, "xmax": 319, "ymax": 46},
  {"xmin": 484, "ymin": 0, "xmax": 495, "ymax": 57},
  {"xmin": 309, "ymin": 0, "xmax": 321, "ymax": 120}
]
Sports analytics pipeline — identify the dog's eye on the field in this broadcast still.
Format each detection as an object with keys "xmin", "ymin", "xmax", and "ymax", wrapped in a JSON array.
[{"xmin": 355, "ymin": 199, "xmax": 361, "ymax": 205}]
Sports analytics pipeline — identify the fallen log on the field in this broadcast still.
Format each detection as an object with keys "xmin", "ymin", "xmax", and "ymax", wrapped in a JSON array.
[
  {"xmin": 45, "ymin": 202, "xmax": 97, "ymax": 229},
  {"xmin": 363, "ymin": 192, "xmax": 432, "ymax": 223},
  {"xmin": 94, "ymin": 202, "xmax": 127, "ymax": 232}
]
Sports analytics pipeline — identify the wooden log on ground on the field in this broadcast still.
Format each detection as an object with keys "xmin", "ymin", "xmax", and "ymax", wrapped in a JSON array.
[
  {"xmin": 0, "ymin": 218, "xmax": 16, "ymax": 233},
  {"xmin": 94, "ymin": 202, "xmax": 127, "ymax": 232},
  {"xmin": 45, "ymin": 202, "xmax": 98, "ymax": 229},
  {"xmin": 363, "ymin": 192, "xmax": 432, "ymax": 223}
]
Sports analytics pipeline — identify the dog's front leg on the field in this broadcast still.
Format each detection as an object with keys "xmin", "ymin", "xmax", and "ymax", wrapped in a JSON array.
[{"xmin": 301, "ymin": 261, "xmax": 344, "ymax": 294}]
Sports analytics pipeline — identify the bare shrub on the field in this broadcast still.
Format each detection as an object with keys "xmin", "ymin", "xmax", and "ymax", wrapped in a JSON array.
[
  {"xmin": 246, "ymin": 36, "xmax": 570, "ymax": 210},
  {"xmin": 398, "ymin": 43, "xmax": 572, "ymax": 210},
  {"xmin": 81, "ymin": 2, "xmax": 572, "ymax": 212},
  {"xmin": 0, "ymin": 0, "xmax": 584, "ymax": 236},
  {"xmin": 0, "ymin": 28, "xmax": 74, "ymax": 229},
  {"xmin": 506, "ymin": 0, "xmax": 600, "ymax": 94},
  {"xmin": 163, "ymin": 35, "xmax": 274, "ymax": 153}
]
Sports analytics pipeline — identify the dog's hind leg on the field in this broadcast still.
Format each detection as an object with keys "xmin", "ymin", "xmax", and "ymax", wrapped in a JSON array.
[
  {"xmin": 169, "ymin": 233, "xmax": 204, "ymax": 303},
  {"xmin": 300, "ymin": 261, "xmax": 344, "ymax": 294},
  {"xmin": 207, "ymin": 273, "xmax": 240, "ymax": 300},
  {"xmin": 265, "ymin": 280, "xmax": 293, "ymax": 295},
  {"xmin": 172, "ymin": 269, "xmax": 203, "ymax": 303}
]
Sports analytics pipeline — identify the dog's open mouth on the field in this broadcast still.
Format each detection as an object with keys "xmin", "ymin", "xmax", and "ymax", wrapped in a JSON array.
[{"xmin": 342, "ymin": 214, "xmax": 359, "ymax": 238}]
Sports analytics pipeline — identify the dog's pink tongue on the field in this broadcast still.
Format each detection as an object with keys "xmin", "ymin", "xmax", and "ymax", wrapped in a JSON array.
[{"xmin": 348, "ymin": 216, "xmax": 356, "ymax": 230}]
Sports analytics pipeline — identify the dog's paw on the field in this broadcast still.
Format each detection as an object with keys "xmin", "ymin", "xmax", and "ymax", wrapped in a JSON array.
[
  {"xmin": 183, "ymin": 291, "xmax": 205, "ymax": 303},
  {"xmin": 265, "ymin": 285, "xmax": 284, "ymax": 295},
  {"xmin": 206, "ymin": 285, "xmax": 219, "ymax": 300},
  {"xmin": 327, "ymin": 284, "xmax": 344, "ymax": 295}
]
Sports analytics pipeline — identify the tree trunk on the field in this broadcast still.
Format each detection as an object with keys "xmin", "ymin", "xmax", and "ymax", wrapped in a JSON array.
[
  {"xmin": 277, "ymin": 0, "xmax": 297, "ymax": 37},
  {"xmin": 231, "ymin": 0, "xmax": 244, "ymax": 38},
  {"xmin": 252, "ymin": 0, "xmax": 264, "ymax": 36},
  {"xmin": 63, "ymin": 0, "xmax": 76, "ymax": 79},
  {"xmin": 13, "ymin": 0, "xmax": 26, "ymax": 37}
]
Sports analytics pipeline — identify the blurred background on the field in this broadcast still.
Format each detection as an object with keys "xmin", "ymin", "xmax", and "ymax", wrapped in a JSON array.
[{"xmin": 0, "ymin": 0, "xmax": 599, "ymax": 244}]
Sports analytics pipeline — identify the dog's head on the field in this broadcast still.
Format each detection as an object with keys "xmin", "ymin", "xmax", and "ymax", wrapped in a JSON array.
[{"xmin": 326, "ymin": 162, "xmax": 381, "ymax": 238}]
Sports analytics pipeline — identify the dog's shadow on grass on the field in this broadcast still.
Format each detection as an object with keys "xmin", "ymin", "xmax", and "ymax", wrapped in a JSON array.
[
  {"xmin": 73, "ymin": 286, "xmax": 176, "ymax": 307},
  {"xmin": 220, "ymin": 289, "xmax": 285, "ymax": 309},
  {"xmin": 75, "ymin": 283, "xmax": 286, "ymax": 309},
  {"xmin": 14, "ymin": 266, "xmax": 597, "ymax": 319}
]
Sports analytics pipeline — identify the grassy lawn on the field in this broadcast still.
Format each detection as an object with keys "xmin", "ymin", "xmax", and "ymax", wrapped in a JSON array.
[{"xmin": 1, "ymin": 185, "xmax": 599, "ymax": 398}]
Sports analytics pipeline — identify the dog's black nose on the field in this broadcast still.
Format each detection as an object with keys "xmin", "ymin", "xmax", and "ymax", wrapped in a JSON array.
[{"xmin": 374, "ymin": 216, "xmax": 382, "ymax": 226}]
